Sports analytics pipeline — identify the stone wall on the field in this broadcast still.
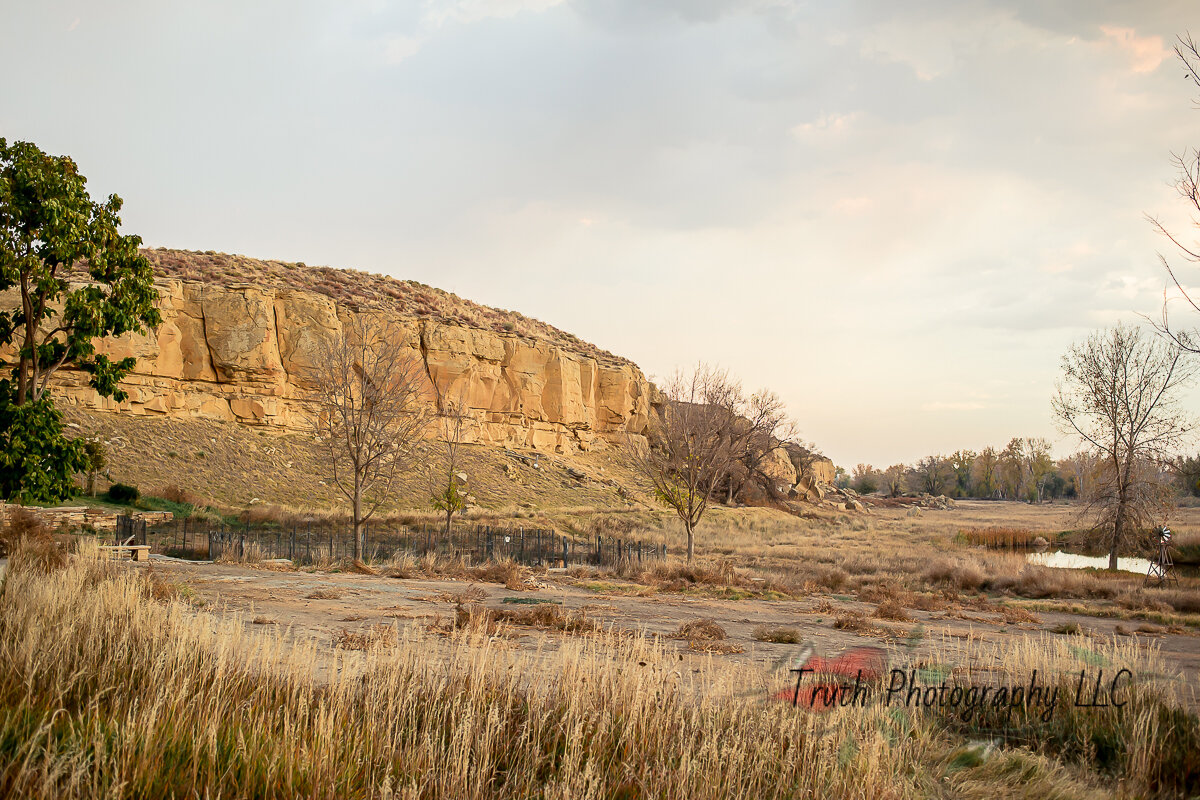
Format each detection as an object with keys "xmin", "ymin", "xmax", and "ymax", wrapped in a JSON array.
[{"xmin": 19, "ymin": 280, "xmax": 657, "ymax": 454}]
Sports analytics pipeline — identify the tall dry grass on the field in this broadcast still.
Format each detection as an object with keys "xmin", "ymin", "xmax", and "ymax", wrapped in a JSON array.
[{"xmin": 0, "ymin": 546, "xmax": 1197, "ymax": 798}]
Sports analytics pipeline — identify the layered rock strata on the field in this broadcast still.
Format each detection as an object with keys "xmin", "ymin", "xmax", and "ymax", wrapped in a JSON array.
[{"xmin": 27, "ymin": 279, "xmax": 656, "ymax": 453}]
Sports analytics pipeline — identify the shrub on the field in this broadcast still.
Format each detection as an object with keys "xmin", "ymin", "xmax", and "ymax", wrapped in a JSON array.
[
  {"xmin": 160, "ymin": 484, "xmax": 201, "ymax": 506},
  {"xmin": 675, "ymin": 618, "xmax": 726, "ymax": 641},
  {"xmin": 815, "ymin": 566, "xmax": 848, "ymax": 591},
  {"xmin": 751, "ymin": 625, "xmax": 801, "ymax": 644},
  {"xmin": 0, "ymin": 507, "xmax": 66, "ymax": 574},
  {"xmin": 873, "ymin": 600, "xmax": 911, "ymax": 621},
  {"xmin": 105, "ymin": 483, "xmax": 140, "ymax": 504}
]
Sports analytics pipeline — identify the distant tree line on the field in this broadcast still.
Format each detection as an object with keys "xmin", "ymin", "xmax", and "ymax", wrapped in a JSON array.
[{"xmin": 842, "ymin": 437, "xmax": 1187, "ymax": 504}]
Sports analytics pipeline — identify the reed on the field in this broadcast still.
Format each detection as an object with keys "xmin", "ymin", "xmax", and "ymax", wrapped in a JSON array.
[{"xmin": 0, "ymin": 545, "xmax": 1196, "ymax": 798}]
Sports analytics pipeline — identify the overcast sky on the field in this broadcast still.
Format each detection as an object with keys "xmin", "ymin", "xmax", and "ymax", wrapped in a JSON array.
[{"xmin": 4, "ymin": 1, "xmax": 1200, "ymax": 468}]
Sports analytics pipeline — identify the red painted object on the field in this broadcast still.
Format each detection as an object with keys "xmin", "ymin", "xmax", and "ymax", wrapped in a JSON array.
[{"xmin": 772, "ymin": 646, "xmax": 887, "ymax": 711}]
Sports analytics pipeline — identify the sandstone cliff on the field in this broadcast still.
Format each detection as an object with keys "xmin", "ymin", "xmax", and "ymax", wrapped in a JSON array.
[
  {"xmin": 7, "ymin": 248, "xmax": 837, "ymax": 495},
  {"xmin": 30, "ymin": 257, "xmax": 657, "ymax": 454}
]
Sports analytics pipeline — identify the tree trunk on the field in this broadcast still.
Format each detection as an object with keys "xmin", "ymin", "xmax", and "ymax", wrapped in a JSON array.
[
  {"xmin": 685, "ymin": 520, "xmax": 694, "ymax": 562},
  {"xmin": 444, "ymin": 507, "xmax": 453, "ymax": 537},
  {"xmin": 1110, "ymin": 502, "xmax": 1124, "ymax": 571},
  {"xmin": 352, "ymin": 492, "xmax": 363, "ymax": 561}
]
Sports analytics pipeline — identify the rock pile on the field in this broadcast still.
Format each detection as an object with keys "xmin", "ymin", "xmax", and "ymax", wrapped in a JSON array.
[
  {"xmin": 0, "ymin": 503, "xmax": 173, "ymax": 533},
  {"xmin": 914, "ymin": 493, "xmax": 955, "ymax": 510}
]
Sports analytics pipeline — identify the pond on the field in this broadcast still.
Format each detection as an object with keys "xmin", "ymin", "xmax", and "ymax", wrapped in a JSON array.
[{"xmin": 1026, "ymin": 550, "xmax": 1153, "ymax": 575}]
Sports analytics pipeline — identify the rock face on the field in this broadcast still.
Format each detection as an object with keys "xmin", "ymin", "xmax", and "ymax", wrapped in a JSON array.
[{"xmin": 29, "ymin": 279, "xmax": 657, "ymax": 453}]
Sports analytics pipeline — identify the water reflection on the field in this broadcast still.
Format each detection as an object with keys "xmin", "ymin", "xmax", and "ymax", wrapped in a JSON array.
[{"xmin": 1026, "ymin": 550, "xmax": 1152, "ymax": 575}]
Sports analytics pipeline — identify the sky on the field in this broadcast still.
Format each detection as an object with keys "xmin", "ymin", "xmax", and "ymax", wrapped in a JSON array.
[{"xmin": 4, "ymin": 0, "xmax": 1200, "ymax": 469}]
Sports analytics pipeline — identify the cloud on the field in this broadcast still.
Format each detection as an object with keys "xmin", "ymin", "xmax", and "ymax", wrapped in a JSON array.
[
  {"xmin": 377, "ymin": 0, "xmax": 566, "ymax": 66},
  {"xmin": 1099, "ymin": 25, "xmax": 1168, "ymax": 73},
  {"xmin": 422, "ymin": 0, "xmax": 566, "ymax": 27},
  {"xmin": 791, "ymin": 111, "xmax": 859, "ymax": 138},
  {"xmin": 382, "ymin": 34, "xmax": 422, "ymax": 63}
]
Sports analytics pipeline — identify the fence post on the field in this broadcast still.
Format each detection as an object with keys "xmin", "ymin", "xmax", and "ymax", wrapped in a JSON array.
[{"xmin": 561, "ymin": 536, "xmax": 568, "ymax": 568}]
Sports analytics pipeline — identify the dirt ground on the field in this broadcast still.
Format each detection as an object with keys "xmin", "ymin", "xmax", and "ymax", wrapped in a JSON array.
[{"xmin": 142, "ymin": 545, "xmax": 1200, "ymax": 705}]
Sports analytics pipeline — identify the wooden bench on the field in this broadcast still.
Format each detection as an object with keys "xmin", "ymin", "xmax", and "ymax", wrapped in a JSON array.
[{"xmin": 99, "ymin": 545, "xmax": 151, "ymax": 562}]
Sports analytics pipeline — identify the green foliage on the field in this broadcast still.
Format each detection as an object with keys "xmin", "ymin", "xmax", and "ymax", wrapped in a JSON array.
[
  {"xmin": 430, "ymin": 473, "xmax": 466, "ymax": 532},
  {"xmin": 79, "ymin": 439, "xmax": 106, "ymax": 496},
  {"xmin": 81, "ymin": 440, "xmax": 106, "ymax": 473},
  {"xmin": 0, "ymin": 381, "xmax": 85, "ymax": 503},
  {"xmin": 0, "ymin": 138, "xmax": 159, "ymax": 501},
  {"xmin": 105, "ymin": 483, "xmax": 140, "ymax": 504}
]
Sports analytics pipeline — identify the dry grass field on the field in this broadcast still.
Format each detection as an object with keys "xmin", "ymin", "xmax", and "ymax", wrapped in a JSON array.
[{"xmin": 2, "ymin": 499, "xmax": 1198, "ymax": 798}]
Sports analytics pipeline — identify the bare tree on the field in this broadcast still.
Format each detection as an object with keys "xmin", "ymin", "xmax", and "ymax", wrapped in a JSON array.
[
  {"xmin": 912, "ymin": 454, "xmax": 952, "ymax": 495},
  {"xmin": 788, "ymin": 441, "xmax": 828, "ymax": 486},
  {"xmin": 635, "ymin": 364, "xmax": 744, "ymax": 561},
  {"xmin": 850, "ymin": 463, "xmax": 880, "ymax": 494},
  {"xmin": 311, "ymin": 316, "xmax": 430, "ymax": 560},
  {"xmin": 1022, "ymin": 437, "xmax": 1054, "ymax": 503},
  {"xmin": 1059, "ymin": 450, "xmax": 1100, "ymax": 500},
  {"xmin": 881, "ymin": 464, "xmax": 907, "ymax": 497},
  {"xmin": 428, "ymin": 392, "xmax": 471, "ymax": 536},
  {"xmin": 723, "ymin": 389, "xmax": 797, "ymax": 503},
  {"xmin": 998, "ymin": 438, "xmax": 1027, "ymax": 500},
  {"xmin": 1152, "ymin": 34, "xmax": 1200, "ymax": 350},
  {"xmin": 1052, "ymin": 323, "xmax": 1196, "ymax": 569}
]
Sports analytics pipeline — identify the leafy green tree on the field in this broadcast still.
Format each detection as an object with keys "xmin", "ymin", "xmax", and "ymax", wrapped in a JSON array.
[
  {"xmin": 0, "ymin": 139, "xmax": 160, "ymax": 501},
  {"xmin": 80, "ymin": 439, "xmax": 107, "ymax": 497},
  {"xmin": 428, "ymin": 394, "xmax": 470, "ymax": 536}
]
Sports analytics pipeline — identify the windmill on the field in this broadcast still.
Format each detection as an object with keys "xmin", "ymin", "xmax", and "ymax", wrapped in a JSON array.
[{"xmin": 1145, "ymin": 526, "xmax": 1178, "ymax": 586}]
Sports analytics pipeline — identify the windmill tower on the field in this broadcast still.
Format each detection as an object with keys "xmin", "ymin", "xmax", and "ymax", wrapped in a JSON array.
[{"xmin": 1145, "ymin": 527, "xmax": 1178, "ymax": 586}]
